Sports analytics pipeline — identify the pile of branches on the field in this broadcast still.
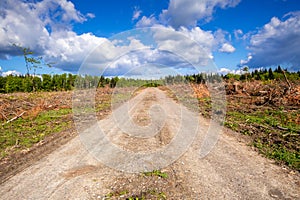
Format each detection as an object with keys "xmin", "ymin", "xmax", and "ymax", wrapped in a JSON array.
[
  {"xmin": 225, "ymin": 80, "xmax": 300, "ymax": 107},
  {"xmin": 0, "ymin": 91, "xmax": 72, "ymax": 125}
]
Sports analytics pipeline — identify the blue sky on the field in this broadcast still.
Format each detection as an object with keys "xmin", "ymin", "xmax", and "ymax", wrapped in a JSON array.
[{"xmin": 0, "ymin": 0, "xmax": 300, "ymax": 77}]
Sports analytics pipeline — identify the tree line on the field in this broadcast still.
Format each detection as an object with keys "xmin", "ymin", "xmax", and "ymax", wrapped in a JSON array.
[
  {"xmin": 0, "ymin": 66, "xmax": 299, "ymax": 93},
  {"xmin": 0, "ymin": 74, "xmax": 119, "ymax": 93},
  {"xmin": 223, "ymin": 66, "xmax": 300, "ymax": 81},
  {"xmin": 0, "ymin": 72, "xmax": 223, "ymax": 93}
]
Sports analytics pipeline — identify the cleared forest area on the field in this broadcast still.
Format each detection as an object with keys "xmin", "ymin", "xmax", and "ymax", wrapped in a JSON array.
[{"xmin": 0, "ymin": 69, "xmax": 299, "ymax": 184}]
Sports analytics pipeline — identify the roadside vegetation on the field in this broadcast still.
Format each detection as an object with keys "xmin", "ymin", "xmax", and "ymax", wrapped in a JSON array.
[
  {"xmin": 0, "ymin": 65, "xmax": 299, "ymax": 178},
  {"xmin": 0, "ymin": 108, "xmax": 72, "ymax": 158},
  {"xmin": 195, "ymin": 66, "xmax": 300, "ymax": 171}
]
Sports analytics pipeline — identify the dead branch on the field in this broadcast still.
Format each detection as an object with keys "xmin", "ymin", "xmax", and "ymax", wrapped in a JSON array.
[
  {"xmin": 2, "ymin": 111, "xmax": 26, "ymax": 126},
  {"xmin": 276, "ymin": 125, "xmax": 288, "ymax": 131},
  {"xmin": 0, "ymin": 111, "xmax": 8, "ymax": 121},
  {"xmin": 276, "ymin": 125, "xmax": 300, "ymax": 134},
  {"xmin": 282, "ymin": 69, "xmax": 292, "ymax": 93}
]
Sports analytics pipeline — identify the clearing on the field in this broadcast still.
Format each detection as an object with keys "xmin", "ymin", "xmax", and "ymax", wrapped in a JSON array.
[{"xmin": 0, "ymin": 87, "xmax": 299, "ymax": 199}]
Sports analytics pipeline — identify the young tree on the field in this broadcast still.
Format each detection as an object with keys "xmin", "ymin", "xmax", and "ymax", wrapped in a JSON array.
[
  {"xmin": 0, "ymin": 76, "xmax": 7, "ymax": 93},
  {"xmin": 66, "ymin": 74, "xmax": 75, "ymax": 90},
  {"xmin": 13, "ymin": 44, "xmax": 53, "ymax": 91},
  {"xmin": 274, "ymin": 65, "xmax": 282, "ymax": 73},
  {"xmin": 268, "ymin": 68, "xmax": 275, "ymax": 80},
  {"xmin": 110, "ymin": 76, "xmax": 119, "ymax": 88},
  {"xmin": 242, "ymin": 66, "xmax": 249, "ymax": 82}
]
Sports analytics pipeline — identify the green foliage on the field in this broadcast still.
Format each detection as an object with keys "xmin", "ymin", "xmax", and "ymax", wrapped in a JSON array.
[
  {"xmin": 105, "ymin": 189, "xmax": 166, "ymax": 200},
  {"xmin": 224, "ymin": 66, "xmax": 300, "ymax": 81},
  {"xmin": 226, "ymin": 108, "xmax": 300, "ymax": 170},
  {"xmin": 115, "ymin": 78, "xmax": 163, "ymax": 87},
  {"xmin": 224, "ymin": 73, "xmax": 241, "ymax": 81},
  {"xmin": 0, "ymin": 108, "xmax": 72, "ymax": 158},
  {"xmin": 254, "ymin": 141, "xmax": 300, "ymax": 169},
  {"xmin": 1, "ymin": 66, "xmax": 299, "ymax": 93},
  {"xmin": 109, "ymin": 76, "xmax": 119, "ymax": 88},
  {"xmin": 13, "ymin": 44, "xmax": 52, "ymax": 75},
  {"xmin": 42, "ymin": 74, "xmax": 52, "ymax": 91},
  {"xmin": 143, "ymin": 170, "xmax": 168, "ymax": 178},
  {"xmin": 0, "ymin": 73, "xmax": 77, "ymax": 93}
]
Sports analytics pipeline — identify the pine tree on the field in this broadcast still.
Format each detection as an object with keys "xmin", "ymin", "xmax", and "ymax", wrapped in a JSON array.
[{"xmin": 268, "ymin": 68, "xmax": 275, "ymax": 80}]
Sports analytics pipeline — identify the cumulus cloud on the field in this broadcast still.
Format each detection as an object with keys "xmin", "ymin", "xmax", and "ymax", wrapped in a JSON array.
[
  {"xmin": 0, "ymin": 0, "xmax": 237, "ymax": 76},
  {"xmin": 44, "ymin": 31, "xmax": 106, "ymax": 71},
  {"xmin": 136, "ymin": 21, "xmax": 235, "ymax": 68},
  {"xmin": 159, "ymin": 0, "xmax": 241, "ymax": 28},
  {"xmin": 103, "ymin": 48, "xmax": 194, "ymax": 77},
  {"xmin": 218, "ymin": 67, "xmax": 242, "ymax": 75},
  {"xmin": 244, "ymin": 12, "xmax": 300, "ymax": 70},
  {"xmin": 0, "ymin": 0, "xmax": 50, "ymax": 58},
  {"xmin": 135, "ymin": 15, "xmax": 158, "ymax": 28},
  {"xmin": 0, "ymin": 0, "xmax": 108, "ymax": 73},
  {"xmin": 79, "ymin": 27, "xmax": 217, "ymax": 77},
  {"xmin": 79, "ymin": 36, "xmax": 154, "ymax": 76},
  {"xmin": 165, "ymin": 26, "xmax": 215, "ymax": 64},
  {"xmin": 1, "ymin": 70, "xmax": 21, "ymax": 77},
  {"xmin": 219, "ymin": 43, "xmax": 235, "ymax": 53}
]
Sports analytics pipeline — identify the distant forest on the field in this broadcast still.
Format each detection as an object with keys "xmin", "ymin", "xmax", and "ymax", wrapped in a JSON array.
[{"xmin": 0, "ymin": 66, "xmax": 299, "ymax": 93}]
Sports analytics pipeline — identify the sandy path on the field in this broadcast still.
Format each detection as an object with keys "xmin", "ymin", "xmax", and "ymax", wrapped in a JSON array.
[{"xmin": 0, "ymin": 88, "xmax": 299, "ymax": 199}]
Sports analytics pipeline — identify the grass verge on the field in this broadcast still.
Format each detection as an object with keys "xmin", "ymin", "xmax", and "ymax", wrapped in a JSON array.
[
  {"xmin": 225, "ymin": 108, "xmax": 299, "ymax": 170},
  {"xmin": 0, "ymin": 108, "xmax": 72, "ymax": 159}
]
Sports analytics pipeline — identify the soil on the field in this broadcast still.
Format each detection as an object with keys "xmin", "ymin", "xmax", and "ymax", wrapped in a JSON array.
[
  {"xmin": 0, "ymin": 88, "xmax": 112, "ymax": 184},
  {"xmin": 0, "ymin": 87, "xmax": 299, "ymax": 199}
]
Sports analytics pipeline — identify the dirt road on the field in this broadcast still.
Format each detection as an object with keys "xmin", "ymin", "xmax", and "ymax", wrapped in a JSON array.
[{"xmin": 0, "ymin": 88, "xmax": 299, "ymax": 199}]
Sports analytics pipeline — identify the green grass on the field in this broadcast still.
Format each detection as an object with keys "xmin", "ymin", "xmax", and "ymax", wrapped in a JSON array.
[
  {"xmin": 226, "ymin": 109, "xmax": 300, "ymax": 133},
  {"xmin": 143, "ymin": 170, "xmax": 168, "ymax": 178},
  {"xmin": 0, "ymin": 108, "xmax": 72, "ymax": 158},
  {"xmin": 225, "ymin": 108, "xmax": 300, "ymax": 170},
  {"xmin": 254, "ymin": 140, "xmax": 300, "ymax": 169},
  {"xmin": 105, "ymin": 189, "xmax": 166, "ymax": 200},
  {"xmin": 197, "ymin": 97, "xmax": 212, "ymax": 118}
]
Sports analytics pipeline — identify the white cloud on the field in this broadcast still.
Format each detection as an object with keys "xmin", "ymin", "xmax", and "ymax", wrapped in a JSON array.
[
  {"xmin": 244, "ymin": 12, "xmax": 300, "ymax": 70},
  {"xmin": 218, "ymin": 67, "xmax": 242, "ymax": 75},
  {"xmin": 135, "ymin": 0, "xmax": 237, "ymax": 67},
  {"xmin": 78, "ymin": 36, "xmax": 155, "ymax": 76},
  {"xmin": 132, "ymin": 7, "xmax": 142, "ymax": 21},
  {"xmin": 218, "ymin": 67, "xmax": 231, "ymax": 74},
  {"xmin": 240, "ymin": 54, "xmax": 252, "ymax": 65},
  {"xmin": 78, "ymin": 26, "xmax": 219, "ymax": 76},
  {"xmin": 159, "ymin": 0, "xmax": 241, "ymax": 28},
  {"xmin": 179, "ymin": 27, "xmax": 214, "ymax": 51},
  {"xmin": 35, "ymin": 0, "xmax": 86, "ymax": 25},
  {"xmin": 45, "ymin": 31, "xmax": 108, "ymax": 71},
  {"xmin": 0, "ymin": 0, "xmax": 238, "ymax": 76},
  {"xmin": 0, "ymin": 0, "xmax": 89, "ymax": 58},
  {"xmin": 86, "ymin": 13, "xmax": 95, "ymax": 19},
  {"xmin": 234, "ymin": 29, "xmax": 243, "ymax": 40},
  {"xmin": 136, "ymin": 15, "xmax": 158, "ymax": 28},
  {"xmin": 219, "ymin": 43, "xmax": 235, "ymax": 53},
  {"xmin": 2, "ymin": 70, "xmax": 21, "ymax": 77},
  {"xmin": 0, "ymin": 0, "xmax": 50, "ymax": 58},
  {"xmin": 0, "ymin": 0, "xmax": 106, "ymax": 72}
]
